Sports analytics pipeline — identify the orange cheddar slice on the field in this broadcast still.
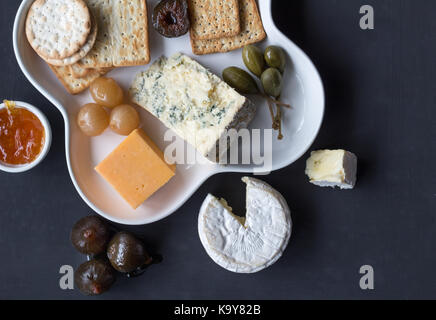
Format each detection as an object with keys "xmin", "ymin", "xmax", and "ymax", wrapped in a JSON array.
[{"xmin": 95, "ymin": 129, "xmax": 176, "ymax": 209}]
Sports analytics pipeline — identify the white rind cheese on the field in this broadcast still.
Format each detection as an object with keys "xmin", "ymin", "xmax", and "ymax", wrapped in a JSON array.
[
  {"xmin": 129, "ymin": 53, "xmax": 256, "ymax": 162},
  {"xmin": 198, "ymin": 177, "xmax": 292, "ymax": 273},
  {"xmin": 305, "ymin": 149, "xmax": 357, "ymax": 189}
]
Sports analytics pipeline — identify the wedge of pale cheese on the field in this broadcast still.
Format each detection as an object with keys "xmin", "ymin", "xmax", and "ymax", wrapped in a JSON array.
[
  {"xmin": 198, "ymin": 177, "xmax": 292, "ymax": 273},
  {"xmin": 130, "ymin": 53, "xmax": 256, "ymax": 162},
  {"xmin": 305, "ymin": 149, "xmax": 357, "ymax": 189}
]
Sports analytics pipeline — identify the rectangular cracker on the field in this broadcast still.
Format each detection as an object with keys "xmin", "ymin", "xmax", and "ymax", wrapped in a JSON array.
[
  {"xmin": 188, "ymin": 0, "xmax": 241, "ymax": 40},
  {"xmin": 79, "ymin": 0, "xmax": 113, "ymax": 68},
  {"xmin": 69, "ymin": 62, "xmax": 112, "ymax": 79},
  {"xmin": 69, "ymin": 63, "xmax": 93, "ymax": 78},
  {"xmin": 111, "ymin": 0, "xmax": 150, "ymax": 66},
  {"xmin": 48, "ymin": 64, "xmax": 110, "ymax": 95},
  {"xmin": 78, "ymin": 0, "xmax": 150, "ymax": 68},
  {"xmin": 190, "ymin": 0, "xmax": 266, "ymax": 55}
]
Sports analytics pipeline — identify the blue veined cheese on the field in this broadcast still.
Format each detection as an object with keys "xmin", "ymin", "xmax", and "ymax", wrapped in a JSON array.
[{"xmin": 129, "ymin": 53, "xmax": 256, "ymax": 162}]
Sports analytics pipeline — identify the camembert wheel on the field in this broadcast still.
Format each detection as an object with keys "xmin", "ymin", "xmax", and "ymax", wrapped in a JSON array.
[{"xmin": 198, "ymin": 177, "xmax": 292, "ymax": 273}]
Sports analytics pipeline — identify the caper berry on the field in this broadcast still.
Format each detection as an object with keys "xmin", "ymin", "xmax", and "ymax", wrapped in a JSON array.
[
  {"xmin": 264, "ymin": 46, "xmax": 286, "ymax": 73},
  {"xmin": 242, "ymin": 45, "xmax": 265, "ymax": 78},
  {"xmin": 222, "ymin": 67, "xmax": 260, "ymax": 95},
  {"xmin": 261, "ymin": 68, "xmax": 283, "ymax": 98}
]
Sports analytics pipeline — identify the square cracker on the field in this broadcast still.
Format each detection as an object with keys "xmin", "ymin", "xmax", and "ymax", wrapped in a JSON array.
[
  {"xmin": 78, "ymin": 0, "xmax": 150, "ymax": 68},
  {"xmin": 190, "ymin": 0, "xmax": 266, "ymax": 55},
  {"xmin": 188, "ymin": 0, "xmax": 241, "ymax": 40},
  {"xmin": 48, "ymin": 64, "xmax": 110, "ymax": 95}
]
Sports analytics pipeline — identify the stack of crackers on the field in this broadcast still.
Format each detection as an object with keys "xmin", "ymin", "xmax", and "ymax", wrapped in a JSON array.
[
  {"xmin": 189, "ymin": 0, "xmax": 266, "ymax": 55},
  {"xmin": 25, "ymin": 0, "xmax": 150, "ymax": 95}
]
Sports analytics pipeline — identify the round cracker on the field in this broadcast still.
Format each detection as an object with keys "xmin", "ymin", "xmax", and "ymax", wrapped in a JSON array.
[
  {"xmin": 26, "ymin": 0, "xmax": 91, "ymax": 60},
  {"xmin": 45, "ymin": 13, "xmax": 98, "ymax": 66}
]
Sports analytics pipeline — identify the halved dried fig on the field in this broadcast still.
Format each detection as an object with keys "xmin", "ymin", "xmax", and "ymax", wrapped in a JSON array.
[{"xmin": 152, "ymin": 0, "xmax": 190, "ymax": 38}]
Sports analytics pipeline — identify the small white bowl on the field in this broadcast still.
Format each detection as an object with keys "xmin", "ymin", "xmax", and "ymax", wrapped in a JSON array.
[{"xmin": 0, "ymin": 101, "xmax": 52, "ymax": 173}]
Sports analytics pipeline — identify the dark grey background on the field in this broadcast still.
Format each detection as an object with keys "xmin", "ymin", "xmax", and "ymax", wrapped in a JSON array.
[{"xmin": 0, "ymin": 0, "xmax": 435, "ymax": 300}]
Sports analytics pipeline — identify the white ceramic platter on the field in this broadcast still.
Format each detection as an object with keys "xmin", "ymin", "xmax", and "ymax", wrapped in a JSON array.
[{"xmin": 13, "ymin": 0, "xmax": 324, "ymax": 225}]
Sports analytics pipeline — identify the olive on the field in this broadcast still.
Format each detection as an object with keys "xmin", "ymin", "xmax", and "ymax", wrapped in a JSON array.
[
  {"xmin": 75, "ymin": 259, "xmax": 116, "ymax": 296},
  {"xmin": 264, "ymin": 46, "xmax": 287, "ymax": 73},
  {"xmin": 107, "ymin": 232, "xmax": 150, "ymax": 273},
  {"xmin": 222, "ymin": 67, "xmax": 259, "ymax": 95},
  {"xmin": 71, "ymin": 216, "xmax": 111, "ymax": 255},
  {"xmin": 152, "ymin": 0, "xmax": 190, "ymax": 38},
  {"xmin": 261, "ymin": 68, "xmax": 283, "ymax": 98},
  {"xmin": 242, "ymin": 45, "xmax": 265, "ymax": 78}
]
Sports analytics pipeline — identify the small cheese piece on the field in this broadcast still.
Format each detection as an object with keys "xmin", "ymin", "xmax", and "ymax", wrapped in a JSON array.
[
  {"xmin": 198, "ymin": 177, "xmax": 292, "ymax": 273},
  {"xmin": 305, "ymin": 149, "xmax": 357, "ymax": 189},
  {"xmin": 129, "ymin": 53, "xmax": 256, "ymax": 162},
  {"xmin": 95, "ymin": 129, "xmax": 176, "ymax": 209}
]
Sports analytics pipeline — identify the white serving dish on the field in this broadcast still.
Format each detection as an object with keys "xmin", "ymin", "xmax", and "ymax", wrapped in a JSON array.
[
  {"xmin": 13, "ymin": 0, "xmax": 324, "ymax": 225},
  {"xmin": 0, "ymin": 101, "xmax": 52, "ymax": 173}
]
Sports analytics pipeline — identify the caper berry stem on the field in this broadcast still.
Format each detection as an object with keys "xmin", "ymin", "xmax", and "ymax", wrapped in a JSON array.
[
  {"xmin": 260, "ymin": 93, "xmax": 291, "ymax": 108},
  {"xmin": 273, "ymin": 95, "xmax": 281, "ymax": 128},
  {"xmin": 275, "ymin": 103, "xmax": 284, "ymax": 140},
  {"xmin": 266, "ymin": 99, "xmax": 277, "ymax": 129},
  {"xmin": 271, "ymin": 104, "xmax": 279, "ymax": 130},
  {"xmin": 270, "ymin": 94, "xmax": 284, "ymax": 140}
]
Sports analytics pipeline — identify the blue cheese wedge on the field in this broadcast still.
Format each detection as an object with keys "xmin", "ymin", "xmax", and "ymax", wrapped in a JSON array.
[
  {"xmin": 129, "ymin": 53, "xmax": 256, "ymax": 162},
  {"xmin": 305, "ymin": 150, "xmax": 358, "ymax": 189}
]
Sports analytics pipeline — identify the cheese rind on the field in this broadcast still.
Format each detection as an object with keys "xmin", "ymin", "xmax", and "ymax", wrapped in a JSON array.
[
  {"xmin": 95, "ymin": 129, "xmax": 176, "ymax": 209},
  {"xmin": 305, "ymin": 150, "xmax": 357, "ymax": 189},
  {"xmin": 129, "ymin": 53, "xmax": 256, "ymax": 162},
  {"xmin": 198, "ymin": 177, "xmax": 292, "ymax": 273}
]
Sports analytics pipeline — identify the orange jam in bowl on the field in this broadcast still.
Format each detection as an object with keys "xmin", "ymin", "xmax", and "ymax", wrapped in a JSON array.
[{"xmin": 0, "ymin": 100, "xmax": 46, "ymax": 166}]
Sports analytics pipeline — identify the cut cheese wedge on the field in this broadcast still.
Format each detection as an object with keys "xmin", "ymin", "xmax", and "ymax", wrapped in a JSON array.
[
  {"xmin": 95, "ymin": 129, "xmax": 176, "ymax": 209},
  {"xmin": 198, "ymin": 177, "xmax": 292, "ymax": 273},
  {"xmin": 130, "ymin": 53, "xmax": 256, "ymax": 162},
  {"xmin": 305, "ymin": 149, "xmax": 357, "ymax": 189}
]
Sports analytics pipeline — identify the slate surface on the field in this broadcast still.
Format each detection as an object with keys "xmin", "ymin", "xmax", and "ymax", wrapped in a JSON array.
[{"xmin": 0, "ymin": 0, "xmax": 434, "ymax": 299}]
